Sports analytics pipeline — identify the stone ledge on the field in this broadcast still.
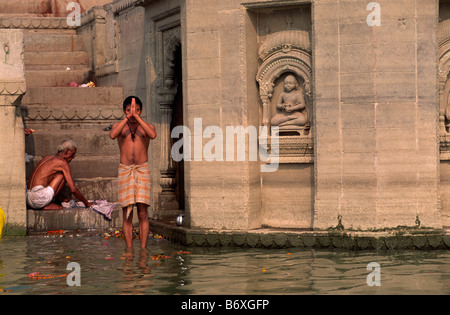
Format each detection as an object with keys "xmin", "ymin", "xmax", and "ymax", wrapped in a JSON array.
[
  {"xmin": 149, "ymin": 219, "xmax": 450, "ymax": 250},
  {"xmin": 0, "ymin": 17, "xmax": 76, "ymax": 29},
  {"xmin": 27, "ymin": 206, "xmax": 124, "ymax": 233}
]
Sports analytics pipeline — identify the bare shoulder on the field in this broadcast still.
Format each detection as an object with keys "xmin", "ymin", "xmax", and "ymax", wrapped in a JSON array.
[{"xmin": 50, "ymin": 156, "xmax": 70, "ymax": 170}]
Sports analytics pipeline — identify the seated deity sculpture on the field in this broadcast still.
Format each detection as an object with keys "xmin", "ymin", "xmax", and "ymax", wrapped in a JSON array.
[
  {"xmin": 270, "ymin": 75, "xmax": 309, "ymax": 130},
  {"xmin": 446, "ymin": 102, "xmax": 450, "ymax": 132}
]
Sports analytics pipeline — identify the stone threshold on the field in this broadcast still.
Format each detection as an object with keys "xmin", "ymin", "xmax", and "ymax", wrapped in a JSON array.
[{"xmin": 149, "ymin": 219, "xmax": 450, "ymax": 250}]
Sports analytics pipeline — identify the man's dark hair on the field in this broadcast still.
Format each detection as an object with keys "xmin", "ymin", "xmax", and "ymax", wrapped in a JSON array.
[{"xmin": 123, "ymin": 96, "xmax": 143, "ymax": 111}]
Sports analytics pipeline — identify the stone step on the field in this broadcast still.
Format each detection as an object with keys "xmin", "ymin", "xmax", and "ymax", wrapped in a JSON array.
[
  {"xmin": 24, "ymin": 33, "xmax": 84, "ymax": 52},
  {"xmin": 22, "ymin": 87, "xmax": 123, "ymax": 106},
  {"xmin": 24, "ymin": 51, "xmax": 89, "ymax": 68},
  {"xmin": 28, "ymin": 155, "xmax": 120, "ymax": 178},
  {"xmin": 56, "ymin": 178, "xmax": 119, "ymax": 204},
  {"xmin": 23, "ymin": 28, "xmax": 77, "ymax": 35},
  {"xmin": 27, "ymin": 207, "xmax": 126, "ymax": 233},
  {"xmin": 75, "ymin": 177, "xmax": 119, "ymax": 203},
  {"xmin": 26, "ymin": 64, "xmax": 90, "ymax": 71},
  {"xmin": 25, "ymin": 69, "xmax": 91, "ymax": 87}
]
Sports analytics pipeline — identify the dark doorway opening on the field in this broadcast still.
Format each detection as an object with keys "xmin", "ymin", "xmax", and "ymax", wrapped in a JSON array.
[{"xmin": 170, "ymin": 44, "xmax": 185, "ymax": 211}]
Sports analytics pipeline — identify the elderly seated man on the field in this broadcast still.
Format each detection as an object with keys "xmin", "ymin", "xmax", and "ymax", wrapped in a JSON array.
[{"xmin": 27, "ymin": 140, "xmax": 92, "ymax": 210}]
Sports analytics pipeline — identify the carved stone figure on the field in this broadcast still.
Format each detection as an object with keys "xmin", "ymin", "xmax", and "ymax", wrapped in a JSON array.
[{"xmin": 271, "ymin": 75, "xmax": 309, "ymax": 129}]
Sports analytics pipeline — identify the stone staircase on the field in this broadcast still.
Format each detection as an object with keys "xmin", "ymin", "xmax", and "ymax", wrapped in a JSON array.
[
  {"xmin": 19, "ymin": 25, "xmax": 128, "ymax": 232},
  {"xmin": 24, "ymin": 31, "xmax": 92, "ymax": 87}
]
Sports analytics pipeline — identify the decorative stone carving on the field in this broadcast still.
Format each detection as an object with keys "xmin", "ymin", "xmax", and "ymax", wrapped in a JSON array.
[
  {"xmin": 270, "ymin": 74, "xmax": 309, "ymax": 134},
  {"xmin": 439, "ymin": 19, "xmax": 450, "ymax": 134},
  {"xmin": 153, "ymin": 19, "xmax": 181, "ymax": 212},
  {"xmin": 256, "ymin": 29, "xmax": 313, "ymax": 163},
  {"xmin": 0, "ymin": 17, "xmax": 76, "ymax": 29},
  {"xmin": 21, "ymin": 106, "xmax": 124, "ymax": 121},
  {"xmin": 438, "ymin": 19, "xmax": 450, "ymax": 159},
  {"xmin": 163, "ymin": 27, "xmax": 181, "ymax": 89}
]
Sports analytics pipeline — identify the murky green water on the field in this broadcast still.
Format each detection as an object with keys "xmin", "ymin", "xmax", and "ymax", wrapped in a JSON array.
[{"xmin": 0, "ymin": 235, "xmax": 448, "ymax": 295}]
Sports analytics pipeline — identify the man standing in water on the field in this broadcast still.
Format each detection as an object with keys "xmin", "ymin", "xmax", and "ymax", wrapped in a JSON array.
[
  {"xmin": 109, "ymin": 96, "xmax": 157, "ymax": 249},
  {"xmin": 27, "ymin": 140, "xmax": 92, "ymax": 210}
]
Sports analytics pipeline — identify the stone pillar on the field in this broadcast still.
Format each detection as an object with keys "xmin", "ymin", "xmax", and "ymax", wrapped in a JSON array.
[
  {"xmin": 0, "ymin": 30, "xmax": 27, "ymax": 235},
  {"xmin": 183, "ymin": 0, "xmax": 261, "ymax": 230},
  {"xmin": 313, "ymin": 0, "xmax": 442, "ymax": 230},
  {"xmin": 158, "ymin": 92, "xmax": 179, "ymax": 213}
]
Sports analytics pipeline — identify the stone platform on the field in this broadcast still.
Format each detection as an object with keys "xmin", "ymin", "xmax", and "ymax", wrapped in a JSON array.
[
  {"xmin": 149, "ymin": 220, "xmax": 450, "ymax": 250},
  {"xmin": 27, "ymin": 206, "xmax": 132, "ymax": 233}
]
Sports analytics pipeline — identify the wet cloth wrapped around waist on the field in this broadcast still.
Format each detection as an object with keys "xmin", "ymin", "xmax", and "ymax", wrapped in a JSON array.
[{"xmin": 118, "ymin": 162, "xmax": 151, "ymax": 219}]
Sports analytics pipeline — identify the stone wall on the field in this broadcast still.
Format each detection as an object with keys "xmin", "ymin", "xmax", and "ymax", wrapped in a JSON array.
[
  {"xmin": 79, "ymin": 0, "xmax": 447, "ymax": 231},
  {"xmin": 0, "ymin": 30, "xmax": 27, "ymax": 235},
  {"xmin": 313, "ymin": 0, "xmax": 442, "ymax": 230}
]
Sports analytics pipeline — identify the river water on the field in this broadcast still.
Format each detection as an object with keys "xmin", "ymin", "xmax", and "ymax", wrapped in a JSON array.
[{"xmin": 0, "ymin": 234, "xmax": 448, "ymax": 295}]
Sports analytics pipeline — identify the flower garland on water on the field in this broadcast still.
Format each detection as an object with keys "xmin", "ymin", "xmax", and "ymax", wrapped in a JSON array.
[
  {"xmin": 28, "ymin": 272, "xmax": 68, "ymax": 280},
  {"xmin": 102, "ymin": 228, "xmax": 140, "ymax": 240}
]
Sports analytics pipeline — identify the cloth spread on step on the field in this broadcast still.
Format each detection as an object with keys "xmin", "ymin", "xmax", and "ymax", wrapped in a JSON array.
[{"xmin": 61, "ymin": 199, "xmax": 118, "ymax": 220}]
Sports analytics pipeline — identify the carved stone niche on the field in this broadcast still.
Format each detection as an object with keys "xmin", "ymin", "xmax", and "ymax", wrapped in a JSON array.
[
  {"xmin": 256, "ymin": 29, "xmax": 313, "ymax": 163},
  {"xmin": 438, "ymin": 19, "xmax": 450, "ymax": 159}
]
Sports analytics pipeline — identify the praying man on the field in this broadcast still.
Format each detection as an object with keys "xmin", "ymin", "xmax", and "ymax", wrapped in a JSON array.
[{"xmin": 109, "ymin": 96, "xmax": 157, "ymax": 249}]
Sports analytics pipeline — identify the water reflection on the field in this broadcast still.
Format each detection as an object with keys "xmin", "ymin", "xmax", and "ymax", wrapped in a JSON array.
[{"xmin": 0, "ymin": 236, "xmax": 448, "ymax": 295}]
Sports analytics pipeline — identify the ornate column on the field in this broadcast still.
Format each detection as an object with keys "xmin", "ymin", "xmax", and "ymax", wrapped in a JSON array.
[
  {"xmin": 156, "ymin": 26, "xmax": 181, "ymax": 214},
  {"xmin": 158, "ymin": 90, "xmax": 178, "ymax": 211}
]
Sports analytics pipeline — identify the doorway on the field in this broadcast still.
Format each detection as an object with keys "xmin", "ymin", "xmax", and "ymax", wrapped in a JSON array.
[{"xmin": 170, "ymin": 44, "xmax": 185, "ymax": 211}]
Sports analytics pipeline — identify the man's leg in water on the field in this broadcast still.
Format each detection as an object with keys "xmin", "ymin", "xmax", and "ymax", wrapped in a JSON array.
[
  {"xmin": 137, "ymin": 203, "xmax": 149, "ymax": 249},
  {"xmin": 122, "ymin": 207, "xmax": 133, "ymax": 248}
]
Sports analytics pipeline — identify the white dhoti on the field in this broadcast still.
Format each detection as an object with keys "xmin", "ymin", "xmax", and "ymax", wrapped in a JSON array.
[{"xmin": 26, "ymin": 185, "xmax": 55, "ymax": 209}]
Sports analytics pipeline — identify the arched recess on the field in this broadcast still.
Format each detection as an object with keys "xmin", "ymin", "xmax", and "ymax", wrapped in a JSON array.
[
  {"xmin": 256, "ymin": 29, "xmax": 313, "ymax": 163},
  {"xmin": 438, "ymin": 18, "xmax": 450, "ymax": 135}
]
